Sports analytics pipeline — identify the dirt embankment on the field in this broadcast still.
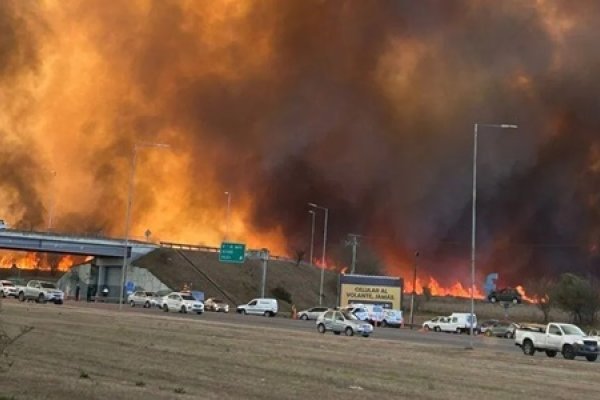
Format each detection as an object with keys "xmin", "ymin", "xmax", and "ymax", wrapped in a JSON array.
[{"xmin": 135, "ymin": 249, "xmax": 339, "ymax": 311}]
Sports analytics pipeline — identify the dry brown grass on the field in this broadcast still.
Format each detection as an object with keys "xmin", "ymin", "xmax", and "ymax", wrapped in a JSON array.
[{"xmin": 1, "ymin": 301, "xmax": 599, "ymax": 400}]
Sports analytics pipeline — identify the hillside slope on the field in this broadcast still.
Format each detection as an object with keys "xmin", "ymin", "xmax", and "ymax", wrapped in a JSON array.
[{"xmin": 133, "ymin": 249, "xmax": 339, "ymax": 312}]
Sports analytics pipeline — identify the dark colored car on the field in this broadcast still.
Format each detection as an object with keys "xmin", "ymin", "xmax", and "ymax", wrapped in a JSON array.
[
  {"xmin": 488, "ymin": 288, "xmax": 522, "ymax": 304},
  {"xmin": 484, "ymin": 321, "xmax": 520, "ymax": 338}
]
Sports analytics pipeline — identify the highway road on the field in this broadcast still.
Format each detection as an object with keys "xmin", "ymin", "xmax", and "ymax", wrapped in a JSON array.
[{"xmin": 21, "ymin": 300, "xmax": 520, "ymax": 354}]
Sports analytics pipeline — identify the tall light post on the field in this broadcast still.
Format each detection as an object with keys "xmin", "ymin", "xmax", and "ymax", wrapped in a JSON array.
[
  {"xmin": 224, "ymin": 191, "xmax": 232, "ymax": 239},
  {"xmin": 409, "ymin": 251, "xmax": 419, "ymax": 329},
  {"xmin": 308, "ymin": 210, "xmax": 316, "ymax": 267},
  {"xmin": 469, "ymin": 123, "xmax": 518, "ymax": 346},
  {"xmin": 119, "ymin": 142, "xmax": 170, "ymax": 310},
  {"xmin": 308, "ymin": 202, "xmax": 328, "ymax": 306}
]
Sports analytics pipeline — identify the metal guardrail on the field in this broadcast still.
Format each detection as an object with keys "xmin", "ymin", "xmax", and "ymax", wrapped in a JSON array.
[{"xmin": 158, "ymin": 241, "xmax": 298, "ymax": 263}]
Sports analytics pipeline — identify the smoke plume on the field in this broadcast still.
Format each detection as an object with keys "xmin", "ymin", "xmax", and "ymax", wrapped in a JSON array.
[{"xmin": 1, "ymin": 0, "xmax": 599, "ymax": 286}]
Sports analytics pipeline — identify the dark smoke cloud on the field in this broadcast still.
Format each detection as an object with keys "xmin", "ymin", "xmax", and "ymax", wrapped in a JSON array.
[{"xmin": 2, "ymin": 1, "xmax": 600, "ymax": 286}]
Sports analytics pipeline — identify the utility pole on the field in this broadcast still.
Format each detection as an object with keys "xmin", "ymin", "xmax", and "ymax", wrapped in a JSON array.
[
  {"xmin": 260, "ymin": 248, "xmax": 269, "ymax": 298},
  {"xmin": 409, "ymin": 251, "xmax": 419, "ymax": 329},
  {"xmin": 346, "ymin": 234, "xmax": 361, "ymax": 274}
]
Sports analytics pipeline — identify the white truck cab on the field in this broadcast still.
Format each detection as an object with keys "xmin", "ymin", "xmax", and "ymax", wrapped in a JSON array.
[
  {"xmin": 515, "ymin": 322, "xmax": 599, "ymax": 361},
  {"xmin": 237, "ymin": 298, "xmax": 278, "ymax": 317}
]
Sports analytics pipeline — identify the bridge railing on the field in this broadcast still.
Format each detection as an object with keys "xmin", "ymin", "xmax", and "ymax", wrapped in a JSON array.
[{"xmin": 158, "ymin": 241, "xmax": 298, "ymax": 263}]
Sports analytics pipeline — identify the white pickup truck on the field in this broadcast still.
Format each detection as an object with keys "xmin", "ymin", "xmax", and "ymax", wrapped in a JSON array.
[
  {"xmin": 515, "ymin": 322, "xmax": 598, "ymax": 361},
  {"xmin": 18, "ymin": 280, "xmax": 64, "ymax": 304}
]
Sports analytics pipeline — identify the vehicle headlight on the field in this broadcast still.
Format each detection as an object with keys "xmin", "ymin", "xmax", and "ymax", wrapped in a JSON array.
[{"xmin": 575, "ymin": 340, "xmax": 584, "ymax": 345}]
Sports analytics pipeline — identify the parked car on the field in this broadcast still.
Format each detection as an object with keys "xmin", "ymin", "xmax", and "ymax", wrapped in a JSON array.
[
  {"xmin": 297, "ymin": 306, "xmax": 328, "ymax": 320},
  {"xmin": 515, "ymin": 322, "xmax": 598, "ymax": 361},
  {"xmin": 484, "ymin": 321, "xmax": 520, "ymax": 338},
  {"xmin": 151, "ymin": 290, "xmax": 171, "ymax": 308},
  {"xmin": 18, "ymin": 280, "xmax": 64, "ymax": 304},
  {"xmin": 488, "ymin": 288, "xmax": 522, "ymax": 304},
  {"xmin": 127, "ymin": 291, "xmax": 157, "ymax": 308},
  {"xmin": 381, "ymin": 309, "xmax": 403, "ymax": 328},
  {"xmin": 0, "ymin": 280, "xmax": 17, "ymax": 298},
  {"xmin": 316, "ymin": 310, "xmax": 373, "ymax": 337},
  {"xmin": 0, "ymin": 219, "xmax": 8, "ymax": 230},
  {"xmin": 162, "ymin": 292, "xmax": 204, "ymax": 314},
  {"xmin": 422, "ymin": 316, "xmax": 446, "ymax": 331},
  {"xmin": 237, "ymin": 298, "xmax": 278, "ymax": 317},
  {"xmin": 340, "ymin": 304, "xmax": 369, "ymax": 321},
  {"xmin": 478, "ymin": 319, "xmax": 500, "ymax": 334},
  {"xmin": 205, "ymin": 298, "xmax": 230, "ymax": 313}
]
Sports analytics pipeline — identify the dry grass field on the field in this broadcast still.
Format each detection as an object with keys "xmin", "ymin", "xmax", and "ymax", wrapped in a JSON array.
[{"xmin": 1, "ymin": 301, "xmax": 598, "ymax": 400}]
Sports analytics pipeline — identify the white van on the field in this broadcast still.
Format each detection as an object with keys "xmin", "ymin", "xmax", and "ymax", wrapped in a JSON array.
[
  {"xmin": 435, "ymin": 313, "xmax": 478, "ymax": 334},
  {"xmin": 363, "ymin": 304, "xmax": 386, "ymax": 325},
  {"xmin": 237, "ymin": 298, "xmax": 278, "ymax": 317}
]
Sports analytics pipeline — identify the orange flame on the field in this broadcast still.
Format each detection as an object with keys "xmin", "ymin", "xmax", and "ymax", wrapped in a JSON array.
[
  {"xmin": 405, "ymin": 277, "xmax": 485, "ymax": 299},
  {"xmin": 0, "ymin": 252, "xmax": 77, "ymax": 271}
]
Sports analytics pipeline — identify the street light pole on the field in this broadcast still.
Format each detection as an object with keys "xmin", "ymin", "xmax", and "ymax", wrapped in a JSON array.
[
  {"xmin": 469, "ymin": 123, "xmax": 517, "ymax": 346},
  {"xmin": 409, "ymin": 251, "xmax": 419, "ymax": 329},
  {"xmin": 308, "ymin": 210, "xmax": 316, "ymax": 267},
  {"xmin": 225, "ymin": 191, "xmax": 232, "ymax": 239},
  {"xmin": 119, "ymin": 143, "xmax": 170, "ymax": 310},
  {"xmin": 309, "ymin": 202, "xmax": 329, "ymax": 306}
]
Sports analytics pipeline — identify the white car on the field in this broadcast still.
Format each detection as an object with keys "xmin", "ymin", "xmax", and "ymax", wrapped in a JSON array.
[
  {"xmin": 0, "ymin": 280, "xmax": 17, "ymax": 298},
  {"xmin": 381, "ymin": 309, "xmax": 403, "ymax": 328},
  {"xmin": 205, "ymin": 298, "xmax": 230, "ymax": 313},
  {"xmin": 237, "ymin": 298, "xmax": 278, "ymax": 317},
  {"xmin": 0, "ymin": 219, "xmax": 8, "ymax": 230},
  {"xmin": 422, "ymin": 316, "xmax": 445, "ymax": 331},
  {"xmin": 316, "ymin": 310, "xmax": 374, "ymax": 337},
  {"xmin": 127, "ymin": 291, "xmax": 157, "ymax": 308},
  {"xmin": 152, "ymin": 290, "xmax": 172, "ymax": 309},
  {"xmin": 340, "ymin": 305, "xmax": 369, "ymax": 321},
  {"xmin": 162, "ymin": 292, "xmax": 204, "ymax": 314},
  {"xmin": 297, "ymin": 307, "xmax": 329, "ymax": 321},
  {"xmin": 18, "ymin": 280, "xmax": 64, "ymax": 304}
]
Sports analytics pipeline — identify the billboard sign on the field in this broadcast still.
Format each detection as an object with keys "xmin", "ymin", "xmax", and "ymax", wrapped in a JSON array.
[{"xmin": 339, "ymin": 274, "xmax": 403, "ymax": 309}]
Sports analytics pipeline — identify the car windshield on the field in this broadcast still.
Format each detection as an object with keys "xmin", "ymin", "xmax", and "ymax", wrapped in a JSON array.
[
  {"xmin": 560, "ymin": 324, "xmax": 585, "ymax": 336},
  {"xmin": 2, "ymin": 282, "xmax": 14, "ymax": 287},
  {"xmin": 40, "ymin": 283, "xmax": 57, "ymax": 289},
  {"xmin": 182, "ymin": 295, "xmax": 196, "ymax": 301},
  {"xmin": 373, "ymin": 306, "xmax": 383, "ymax": 312}
]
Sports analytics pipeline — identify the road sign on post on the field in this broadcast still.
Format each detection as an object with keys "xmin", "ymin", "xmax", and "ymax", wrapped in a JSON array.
[{"xmin": 219, "ymin": 242, "xmax": 246, "ymax": 263}]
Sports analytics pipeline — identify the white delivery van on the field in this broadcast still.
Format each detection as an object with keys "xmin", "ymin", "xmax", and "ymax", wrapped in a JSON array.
[
  {"xmin": 436, "ymin": 313, "xmax": 477, "ymax": 334},
  {"xmin": 237, "ymin": 298, "xmax": 278, "ymax": 317}
]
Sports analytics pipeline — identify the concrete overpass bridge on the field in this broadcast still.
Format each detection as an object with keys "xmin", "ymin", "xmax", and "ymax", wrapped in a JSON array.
[
  {"xmin": 0, "ymin": 229, "xmax": 160, "ymax": 301},
  {"xmin": 0, "ymin": 229, "xmax": 157, "ymax": 259}
]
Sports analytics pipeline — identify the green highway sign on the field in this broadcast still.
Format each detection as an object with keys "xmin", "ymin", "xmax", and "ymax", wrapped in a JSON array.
[{"xmin": 219, "ymin": 242, "xmax": 246, "ymax": 263}]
